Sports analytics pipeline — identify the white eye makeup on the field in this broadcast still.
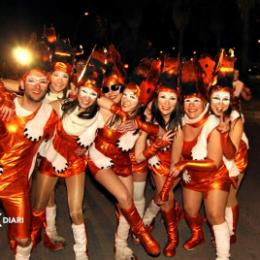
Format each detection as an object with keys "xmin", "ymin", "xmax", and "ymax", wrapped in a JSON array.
[
  {"xmin": 184, "ymin": 97, "xmax": 202, "ymax": 103},
  {"xmin": 158, "ymin": 91, "xmax": 177, "ymax": 101},
  {"xmin": 211, "ymin": 91, "xmax": 231, "ymax": 105},
  {"xmin": 79, "ymin": 87, "xmax": 98, "ymax": 99},
  {"xmin": 123, "ymin": 91, "xmax": 138, "ymax": 101},
  {"xmin": 26, "ymin": 76, "xmax": 48, "ymax": 85}
]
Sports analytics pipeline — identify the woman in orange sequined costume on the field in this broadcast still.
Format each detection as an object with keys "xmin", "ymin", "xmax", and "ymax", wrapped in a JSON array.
[
  {"xmin": 88, "ymin": 80, "xmax": 161, "ymax": 258},
  {"xmin": 160, "ymin": 60, "xmax": 232, "ymax": 260},
  {"xmin": 209, "ymin": 53, "xmax": 249, "ymax": 245},
  {"xmin": 30, "ymin": 64, "xmax": 117, "ymax": 260},
  {"xmin": 135, "ymin": 59, "xmax": 183, "ymax": 257},
  {"xmin": 0, "ymin": 66, "xmax": 58, "ymax": 260}
]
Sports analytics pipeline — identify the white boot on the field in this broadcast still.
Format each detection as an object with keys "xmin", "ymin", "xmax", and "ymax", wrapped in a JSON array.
[
  {"xmin": 143, "ymin": 199, "xmax": 160, "ymax": 226},
  {"xmin": 115, "ymin": 215, "xmax": 136, "ymax": 260},
  {"xmin": 225, "ymin": 207, "xmax": 234, "ymax": 236},
  {"xmin": 212, "ymin": 222, "xmax": 230, "ymax": 260},
  {"xmin": 45, "ymin": 205, "xmax": 65, "ymax": 242},
  {"xmin": 72, "ymin": 223, "xmax": 88, "ymax": 260},
  {"xmin": 15, "ymin": 242, "xmax": 32, "ymax": 260}
]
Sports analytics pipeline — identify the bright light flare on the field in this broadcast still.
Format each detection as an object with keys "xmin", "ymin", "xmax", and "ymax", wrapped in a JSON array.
[{"xmin": 13, "ymin": 47, "xmax": 33, "ymax": 65}]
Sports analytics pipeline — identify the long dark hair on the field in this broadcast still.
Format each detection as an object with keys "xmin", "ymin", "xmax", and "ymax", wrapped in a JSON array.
[
  {"xmin": 151, "ymin": 92, "xmax": 182, "ymax": 131},
  {"xmin": 61, "ymin": 99, "xmax": 99, "ymax": 119}
]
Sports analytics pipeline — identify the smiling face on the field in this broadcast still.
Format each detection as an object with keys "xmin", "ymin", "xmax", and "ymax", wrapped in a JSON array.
[
  {"xmin": 210, "ymin": 89, "xmax": 231, "ymax": 117},
  {"xmin": 78, "ymin": 86, "xmax": 98, "ymax": 110},
  {"xmin": 50, "ymin": 70, "xmax": 69, "ymax": 93},
  {"xmin": 183, "ymin": 95, "xmax": 206, "ymax": 119},
  {"xmin": 22, "ymin": 69, "xmax": 49, "ymax": 102},
  {"xmin": 120, "ymin": 88, "xmax": 139, "ymax": 114},
  {"xmin": 157, "ymin": 91, "xmax": 178, "ymax": 119}
]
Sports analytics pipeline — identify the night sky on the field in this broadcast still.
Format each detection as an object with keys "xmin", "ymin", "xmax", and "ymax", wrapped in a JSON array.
[{"xmin": 0, "ymin": 0, "xmax": 259, "ymax": 70}]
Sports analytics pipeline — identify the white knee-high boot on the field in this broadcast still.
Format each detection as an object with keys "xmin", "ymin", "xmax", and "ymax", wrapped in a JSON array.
[
  {"xmin": 115, "ymin": 215, "xmax": 136, "ymax": 260},
  {"xmin": 212, "ymin": 222, "xmax": 230, "ymax": 260},
  {"xmin": 45, "ymin": 205, "xmax": 65, "ymax": 242},
  {"xmin": 72, "ymin": 223, "xmax": 88, "ymax": 260},
  {"xmin": 143, "ymin": 199, "xmax": 160, "ymax": 227},
  {"xmin": 15, "ymin": 242, "xmax": 33, "ymax": 260}
]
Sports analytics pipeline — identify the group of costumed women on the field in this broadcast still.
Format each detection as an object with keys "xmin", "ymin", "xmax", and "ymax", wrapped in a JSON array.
[{"xmin": 0, "ymin": 37, "xmax": 248, "ymax": 260}]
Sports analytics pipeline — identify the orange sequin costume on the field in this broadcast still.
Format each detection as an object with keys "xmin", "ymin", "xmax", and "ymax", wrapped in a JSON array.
[
  {"xmin": 88, "ymin": 126, "xmax": 132, "ymax": 176},
  {"xmin": 147, "ymin": 135, "xmax": 172, "ymax": 177},
  {"xmin": 182, "ymin": 131, "xmax": 231, "ymax": 193},
  {"xmin": 39, "ymin": 120, "xmax": 88, "ymax": 178},
  {"xmin": 0, "ymin": 98, "xmax": 57, "ymax": 244}
]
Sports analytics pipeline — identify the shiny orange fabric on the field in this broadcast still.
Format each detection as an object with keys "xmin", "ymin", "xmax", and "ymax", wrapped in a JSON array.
[
  {"xmin": 234, "ymin": 140, "xmax": 248, "ymax": 174},
  {"xmin": 182, "ymin": 136, "xmax": 230, "ymax": 193},
  {"xmin": 0, "ymin": 189, "xmax": 30, "ymax": 240},
  {"xmin": 0, "ymin": 109, "xmax": 57, "ymax": 192},
  {"xmin": 129, "ymin": 151, "xmax": 148, "ymax": 174},
  {"xmin": 88, "ymin": 126, "xmax": 132, "ymax": 177},
  {"xmin": 148, "ymin": 136, "xmax": 171, "ymax": 177},
  {"xmin": 40, "ymin": 121, "xmax": 87, "ymax": 178}
]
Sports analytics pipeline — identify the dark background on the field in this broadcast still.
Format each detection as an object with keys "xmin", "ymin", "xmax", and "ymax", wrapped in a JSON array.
[{"xmin": 0, "ymin": 0, "xmax": 259, "ymax": 78}]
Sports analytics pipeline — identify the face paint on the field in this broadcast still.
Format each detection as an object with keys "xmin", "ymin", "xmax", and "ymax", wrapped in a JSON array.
[
  {"xmin": 79, "ymin": 87, "xmax": 98, "ymax": 100},
  {"xmin": 211, "ymin": 91, "xmax": 231, "ymax": 105}
]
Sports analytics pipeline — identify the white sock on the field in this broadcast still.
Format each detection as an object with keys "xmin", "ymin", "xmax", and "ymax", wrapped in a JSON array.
[
  {"xmin": 15, "ymin": 242, "xmax": 33, "ymax": 260},
  {"xmin": 143, "ymin": 199, "xmax": 160, "ymax": 226},
  {"xmin": 212, "ymin": 222, "xmax": 230, "ymax": 260},
  {"xmin": 72, "ymin": 223, "xmax": 88, "ymax": 260}
]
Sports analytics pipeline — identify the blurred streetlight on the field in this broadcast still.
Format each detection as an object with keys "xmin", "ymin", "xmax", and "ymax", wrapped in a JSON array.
[{"xmin": 12, "ymin": 47, "xmax": 33, "ymax": 66}]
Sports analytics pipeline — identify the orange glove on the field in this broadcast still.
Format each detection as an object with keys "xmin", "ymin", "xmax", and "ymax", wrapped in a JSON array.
[
  {"xmin": 143, "ymin": 137, "xmax": 169, "ymax": 159},
  {"xmin": 221, "ymin": 132, "xmax": 236, "ymax": 160},
  {"xmin": 159, "ymin": 159, "xmax": 217, "ymax": 202},
  {"xmin": 135, "ymin": 117, "xmax": 159, "ymax": 136},
  {"xmin": 110, "ymin": 103, "xmax": 129, "ymax": 122}
]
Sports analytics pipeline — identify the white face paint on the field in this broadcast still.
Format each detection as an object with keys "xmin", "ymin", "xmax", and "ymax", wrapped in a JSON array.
[
  {"xmin": 79, "ymin": 87, "xmax": 98, "ymax": 100},
  {"xmin": 122, "ymin": 91, "xmax": 138, "ymax": 101},
  {"xmin": 211, "ymin": 91, "xmax": 231, "ymax": 105}
]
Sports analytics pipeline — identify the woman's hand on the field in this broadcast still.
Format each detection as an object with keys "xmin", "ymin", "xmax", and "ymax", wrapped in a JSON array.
[
  {"xmin": 216, "ymin": 114, "xmax": 230, "ymax": 134},
  {"xmin": 155, "ymin": 130, "xmax": 176, "ymax": 147}
]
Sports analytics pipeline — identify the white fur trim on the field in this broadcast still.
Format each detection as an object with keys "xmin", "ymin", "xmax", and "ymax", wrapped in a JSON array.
[
  {"xmin": 182, "ymin": 170, "xmax": 191, "ymax": 183},
  {"xmin": 24, "ymin": 103, "xmax": 53, "ymax": 142},
  {"xmin": 76, "ymin": 112, "xmax": 105, "ymax": 148},
  {"xmin": 223, "ymin": 157, "xmax": 240, "ymax": 177},
  {"xmin": 41, "ymin": 137, "xmax": 68, "ymax": 173},
  {"xmin": 148, "ymin": 155, "xmax": 160, "ymax": 167},
  {"xmin": 88, "ymin": 143, "xmax": 114, "ymax": 169},
  {"xmin": 190, "ymin": 114, "xmax": 219, "ymax": 160},
  {"xmin": 116, "ymin": 130, "xmax": 139, "ymax": 152}
]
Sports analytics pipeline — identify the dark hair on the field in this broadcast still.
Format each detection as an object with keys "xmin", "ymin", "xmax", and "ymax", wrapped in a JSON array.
[
  {"xmin": 61, "ymin": 99, "xmax": 99, "ymax": 119},
  {"xmin": 151, "ymin": 93, "xmax": 181, "ymax": 131}
]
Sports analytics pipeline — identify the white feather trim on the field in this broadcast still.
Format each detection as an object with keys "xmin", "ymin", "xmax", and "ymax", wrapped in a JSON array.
[
  {"xmin": 223, "ymin": 157, "xmax": 240, "ymax": 177},
  {"xmin": 182, "ymin": 170, "xmax": 191, "ymax": 184},
  {"xmin": 117, "ymin": 130, "xmax": 139, "ymax": 152},
  {"xmin": 76, "ymin": 112, "xmax": 105, "ymax": 148},
  {"xmin": 41, "ymin": 138, "xmax": 68, "ymax": 173},
  {"xmin": 190, "ymin": 115, "xmax": 219, "ymax": 160},
  {"xmin": 148, "ymin": 155, "xmax": 160, "ymax": 167},
  {"xmin": 24, "ymin": 103, "xmax": 53, "ymax": 142},
  {"xmin": 88, "ymin": 143, "xmax": 114, "ymax": 169}
]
